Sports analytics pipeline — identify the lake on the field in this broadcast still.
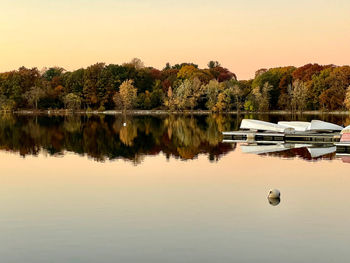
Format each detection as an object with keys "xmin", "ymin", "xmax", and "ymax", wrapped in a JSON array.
[{"xmin": 0, "ymin": 113, "xmax": 349, "ymax": 263}]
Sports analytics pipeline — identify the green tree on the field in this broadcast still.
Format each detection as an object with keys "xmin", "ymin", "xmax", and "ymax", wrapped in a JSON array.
[
  {"xmin": 207, "ymin": 61, "xmax": 220, "ymax": 69},
  {"xmin": 173, "ymin": 78, "xmax": 203, "ymax": 110},
  {"xmin": 344, "ymin": 86, "xmax": 350, "ymax": 110},
  {"xmin": 290, "ymin": 80, "xmax": 308, "ymax": 113},
  {"xmin": 202, "ymin": 80, "xmax": 224, "ymax": 111},
  {"xmin": 63, "ymin": 93, "xmax": 82, "ymax": 110},
  {"xmin": 23, "ymin": 86, "xmax": 45, "ymax": 109},
  {"xmin": 83, "ymin": 63, "xmax": 105, "ymax": 108}
]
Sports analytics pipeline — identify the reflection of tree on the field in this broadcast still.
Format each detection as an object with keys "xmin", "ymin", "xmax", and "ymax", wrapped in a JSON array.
[
  {"xmin": 119, "ymin": 124, "xmax": 138, "ymax": 146},
  {"xmin": 63, "ymin": 115, "xmax": 82, "ymax": 133},
  {"xmin": 166, "ymin": 116, "xmax": 203, "ymax": 148},
  {"xmin": 0, "ymin": 114, "xmax": 237, "ymax": 163}
]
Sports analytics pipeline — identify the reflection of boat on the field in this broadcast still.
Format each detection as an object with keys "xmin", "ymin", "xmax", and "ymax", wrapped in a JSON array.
[
  {"xmin": 223, "ymin": 119, "xmax": 349, "ymax": 161},
  {"xmin": 240, "ymin": 143, "xmax": 337, "ymax": 160},
  {"xmin": 240, "ymin": 143, "xmax": 336, "ymax": 158},
  {"xmin": 241, "ymin": 144, "xmax": 291, "ymax": 154},
  {"xmin": 241, "ymin": 143, "xmax": 307, "ymax": 154},
  {"xmin": 307, "ymin": 146, "xmax": 336, "ymax": 158}
]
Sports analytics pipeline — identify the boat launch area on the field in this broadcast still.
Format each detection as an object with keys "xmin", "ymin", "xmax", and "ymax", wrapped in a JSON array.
[{"xmin": 223, "ymin": 119, "xmax": 350, "ymax": 157}]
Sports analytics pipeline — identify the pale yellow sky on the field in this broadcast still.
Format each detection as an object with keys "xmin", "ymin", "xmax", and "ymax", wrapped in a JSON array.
[{"xmin": 1, "ymin": 0, "xmax": 349, "ymax": 79}]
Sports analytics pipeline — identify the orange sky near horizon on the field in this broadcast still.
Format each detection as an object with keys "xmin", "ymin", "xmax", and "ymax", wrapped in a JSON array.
[{"xmin": 0, "ymin": 0, "xmax": 349, "ymax": 79}]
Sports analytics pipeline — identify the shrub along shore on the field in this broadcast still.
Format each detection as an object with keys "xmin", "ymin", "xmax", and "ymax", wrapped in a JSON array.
[
  {"xmin": 4, "ymin": 109, "xmax": 350, "ymax": 116},
  {"xmin": 1, "ymin": 59, "xmax": 350, "ymax": 113}
]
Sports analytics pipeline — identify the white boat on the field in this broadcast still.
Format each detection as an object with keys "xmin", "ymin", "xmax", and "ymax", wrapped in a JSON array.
[
  {"xmin": 341, "ymin": 125, "xmax": 350, "ymax": 134},
  {"xmin": 306, "ymin": 120, "xmax": 343, "ymax": 132},
  {"xmin": 277, "ymin": 121, "xmax": 310, "ymax": 132},
  {"xmin": 240, "ymin": 119, "xmax": 294, "ymax": 133},
  {"xmin": 337, "ymin": 125, "xmax": 350, "ymax": 144}
]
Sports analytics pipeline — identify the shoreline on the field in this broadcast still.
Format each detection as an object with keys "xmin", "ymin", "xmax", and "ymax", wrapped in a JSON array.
[{"xmin": 0, "ymin": 109, "xmax": 349, "ymax": 116}]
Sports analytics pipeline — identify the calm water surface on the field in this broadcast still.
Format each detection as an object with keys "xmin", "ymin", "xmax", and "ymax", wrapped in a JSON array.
[{"xmin": 0, "ymin": 114, "xmax": 349, "ymax": 262}]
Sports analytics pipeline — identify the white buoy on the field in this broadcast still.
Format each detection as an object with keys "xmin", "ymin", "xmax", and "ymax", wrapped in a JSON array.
[
  {"xmin": 267, "ymin": 189, "xmax": 281, "ymax": 206},
  {"xmin": 123, "ymin": 122, "xmax": 127, "ymax": 127},
  {"xmin": 268, "ymin": 189, "xmax": 280, "ymax": 199}
]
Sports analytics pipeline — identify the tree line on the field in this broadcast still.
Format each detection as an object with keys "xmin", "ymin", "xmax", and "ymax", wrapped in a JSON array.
[{"xmin": 1, "ymin": 58, "xmax": 350, "ymax": 112}]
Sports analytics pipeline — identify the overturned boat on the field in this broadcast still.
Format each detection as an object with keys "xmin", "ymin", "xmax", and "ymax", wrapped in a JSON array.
[
  {"xmin": 240, "ymin": 119, "xmax": 295, "ymax": 133},
  {"xmin": 223, "ymin": 119, "xmax": 342, "ymax": 144},
  {"xmin": 277, "ymin": 121, "xmax": 310, "ymax": 132},
  {"xmin": 335, "ymin": 125, "xmax": 350, "ymax": 155}
]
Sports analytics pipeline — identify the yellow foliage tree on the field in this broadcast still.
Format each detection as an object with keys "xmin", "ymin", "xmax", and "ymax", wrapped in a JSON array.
[
  {"xmin": 177, "ymin": 65, "xmax": 198, "ymax": 79},
  {"xmin": 344, "ymin": 86, "xmax": 350, "ymax": 110},
  {"xmin": 114, "ymin": 80, "xmax": 137, "ymax": 111}
]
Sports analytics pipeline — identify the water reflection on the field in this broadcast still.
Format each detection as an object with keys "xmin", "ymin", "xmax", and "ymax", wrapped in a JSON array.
[
  {"xmin": 0, "ymin": 113, "xmax": 349, "ymax": 163},
  {"xmin": 0, "ymin": 114, "xmax": 236, "ymax": 163},
  {"xmin": 241, "ymin": 143, "xmax": 338, "ymax": 161},
  {"xmin": 268, "ymin": 197, "xmax": 281, "ymax": 206}
]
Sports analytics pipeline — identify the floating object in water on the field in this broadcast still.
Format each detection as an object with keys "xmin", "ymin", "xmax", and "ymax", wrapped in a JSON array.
[
  {"xmin": 268, "ymin": 189, "xmax": 280, "ymax": 199},
  {"xmin": 123, "ymin": 122, "xmax": 127, "ymax": 127},
  {"xmin": 268, "ymin": 189, "xmax": 281, "ymax": 206}
]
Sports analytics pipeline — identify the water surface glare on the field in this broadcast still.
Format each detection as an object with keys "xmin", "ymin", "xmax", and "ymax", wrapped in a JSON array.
[{"xmin": 0, "ymin": 114, "xmax": 349, "ymax": 262}]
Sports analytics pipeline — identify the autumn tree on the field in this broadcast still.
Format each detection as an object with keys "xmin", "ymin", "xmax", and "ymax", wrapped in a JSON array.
[
  {"xmin": 314, "ymin": 66, "xmax": 350, "ymax": 110},
  {"xmin": 210, "ymin": 66, "xmax": 237, "ymax": 82},
  {"xmin": 177, "ymin": 65, "xmax": 198, "ymax": 80},
  {"xmin": 225, "ymin": 80, "xmax": 243, "ymax": 111},
  {"xmin": 292, "ymin": 63, "xmax": 329, "ymax": 82},
  {"xmin": 164, "ymin": 86, "xmax": 177, "ymax": 111},
  {"xmin": 42, "ymin": 67, "xmax": 65, "ymax": 82},
  {"xmin": 83, "ymin": 63, "xmax": 105, "ymax": 108},
  {"xmin": 171, "ymin": 78, "xmax": 203, "ymax": 110},
  {"xmin": 344, "ymin": 86, "xmax": 350, "ymax": 110},
  {"xmin": 23, "ymin": 86, "xmax": 45, "ymax": 109},
  {"xmin": 215, "ymin": 89, "xmax": 233, "ymax": 112},
  {"xmin": 252, "ymin": 67, "xmax": 295, "ymax": 109},
  {"xmin": 114, "ymin": 79, "xmax": 137, "ymax": 111},
  {"xmin": 63, "ymin": 93, "xmax": 82, "ymax": 110},
  {"xmin": 290, "ymin": 80, "xmax": 308, "ymax": 113},
  {"xmin": 202, "ymin": 80, "xmax": 225, "ymax": 111},
  {"xmin": 248, "ymin": 82, "xmax": 272, "ymax": 112},
  {"xmin": 207, "ymin": 61, "xmax": 220, "ymax": 69},
  {"xmin": 128, "ymin": 58, "xmax": 145, "ymax": 70},
  {"xmin": 0, "ymin": 95, "xmax": 15, "ymax": 111},
  {"xmin": 63, "ymin": 68, "xmax": 84, "ymax": 96}
]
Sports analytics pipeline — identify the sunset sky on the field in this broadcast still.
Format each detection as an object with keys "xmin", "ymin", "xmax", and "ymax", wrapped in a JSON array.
[{"xmin": 1, "ymin": 0, "xmax": 349, "ymax": 79}]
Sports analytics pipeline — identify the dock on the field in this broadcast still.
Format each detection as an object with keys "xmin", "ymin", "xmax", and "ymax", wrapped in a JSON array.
[
  {"xmin": 222, "ymin": 119, "xmax": 350, "ymax": 157},
  {"xmin": 222, "ymin": 131, "xmax": 341, "ymax": 144}
]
